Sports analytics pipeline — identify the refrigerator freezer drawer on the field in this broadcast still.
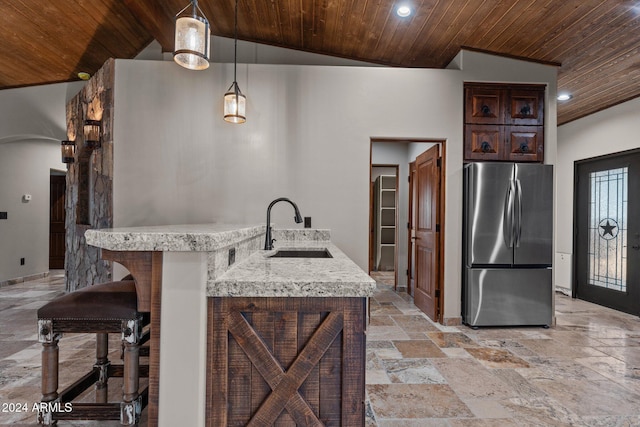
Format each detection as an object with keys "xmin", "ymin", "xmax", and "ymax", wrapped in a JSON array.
[{"xmin": 464, "ymin": 268, "xmax": 552, "ymax": 327}]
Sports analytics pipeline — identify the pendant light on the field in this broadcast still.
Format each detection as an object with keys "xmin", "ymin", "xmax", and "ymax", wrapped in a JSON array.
[
  {"xmin": 223, "ymin": 0, "xmax": 246, "ymax": 123},
  {"xmin": 174, "ymin": 0, "xmax": 211, "ymax": 70}
]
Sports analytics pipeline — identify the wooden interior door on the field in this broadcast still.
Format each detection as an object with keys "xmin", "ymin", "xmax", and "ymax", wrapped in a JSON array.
[
  {"xmin": 407, "ymin": 161, "xmax": 416, "ymax": 297},
  {"xmin": 49, "ymin": 174, "xmax": 66, "ymax": 269},
  {"xmin": 413, "ymin": 146, "xmax": 440, "ymax": 321}
]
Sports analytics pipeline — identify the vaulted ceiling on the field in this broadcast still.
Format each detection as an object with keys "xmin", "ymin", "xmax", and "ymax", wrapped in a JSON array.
[{"xmin": 1, "ymin": 0, "xmax": 639, "ymax": 125}]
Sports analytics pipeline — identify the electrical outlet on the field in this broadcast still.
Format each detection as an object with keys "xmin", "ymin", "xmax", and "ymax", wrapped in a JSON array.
[
  {"xmin": 20, "ymin": 258, "xmax": 25, "ymax": 265},
  {"xmin": 304, "ymin": 217, "xmax": 312, "ymax": 228},
  {"xmin": 228, "ymin": 248, "xmax": 236, "ymax": 266}
]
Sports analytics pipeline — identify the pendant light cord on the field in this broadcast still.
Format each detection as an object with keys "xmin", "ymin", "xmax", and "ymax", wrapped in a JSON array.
[{"xmin": 233, "ymin": 0, "xmax": 239, "ymax": 90}]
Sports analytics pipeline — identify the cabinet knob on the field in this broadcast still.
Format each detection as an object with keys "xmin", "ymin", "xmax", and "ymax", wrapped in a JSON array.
[
  {"xmin": 481, "ymin": 104, "xmax": 491, "ymax": 115},
  {"xmin": 520, "ymin": 104, "xmax": 531, "ymax": 116},
  {"xmin": 520, "ymin": 142, "xmax": 529, "ymax": 153},
  {"xmin": 481, "ymin": 141, "xmax": 492, "ymax": 153}
]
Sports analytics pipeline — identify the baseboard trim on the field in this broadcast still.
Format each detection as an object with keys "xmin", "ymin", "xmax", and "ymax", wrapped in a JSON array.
[
  {"xmin": 443, "ymin": 316, "xmax": 462, "ymax": 326},
  {"xmin": 0, "ymin": 271, "xmax": 50, "ymax": 288}
]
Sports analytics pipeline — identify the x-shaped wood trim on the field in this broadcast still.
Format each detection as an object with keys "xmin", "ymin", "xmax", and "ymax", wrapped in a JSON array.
[{"xmin": 227, "ymin": 311, "xmax": 344, "ymax": 426}]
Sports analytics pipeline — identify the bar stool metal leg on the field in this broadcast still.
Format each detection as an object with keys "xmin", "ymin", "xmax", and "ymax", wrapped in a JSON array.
[
  {"xmin": 121, "ymin": 318, "xmax": 142, "ymax": 425},
  {"xmin": 95, "ymin": 332, "xmax": 109, "ymax": 403},
  {"xmin": 38, "ymin": 319, "xmax": 60, "ymax": 426}
]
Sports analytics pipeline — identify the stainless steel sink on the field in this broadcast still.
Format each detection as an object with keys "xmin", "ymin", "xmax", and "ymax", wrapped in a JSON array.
[{"xmin": 269, "ymin": 249, "xmax": 333, "ymax": 258}]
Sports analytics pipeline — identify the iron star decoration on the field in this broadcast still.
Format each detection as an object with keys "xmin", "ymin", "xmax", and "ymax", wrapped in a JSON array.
[{"xmin": 599, "ymin": 219, "xmax": 617, "ymax": 239}]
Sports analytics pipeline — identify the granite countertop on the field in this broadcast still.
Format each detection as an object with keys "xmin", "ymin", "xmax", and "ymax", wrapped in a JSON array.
[
  {"xmin": 84, "ymin": 223, "xmax": 265, "ymax": 251},
  {"xmin": 208, "ymin": 240, "xmax": 376, "ymax": 298}
]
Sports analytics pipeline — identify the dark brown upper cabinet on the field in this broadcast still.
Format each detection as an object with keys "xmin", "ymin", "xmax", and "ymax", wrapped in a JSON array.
[
  {"xmin": 464, "ymin": 83, "xmax": 545, "ymax": 163},
  {"xmin": 508, "ymin": 89, "xmax": 544, "ymax": 126},
  {"xmin": 465, "ymin": 87, "xmax": 504, "ymax": 125}
]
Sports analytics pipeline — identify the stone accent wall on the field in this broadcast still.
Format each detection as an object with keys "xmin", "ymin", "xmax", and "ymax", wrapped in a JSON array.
[{"xmin": 64, "ymin": 59, "xmax": 115, "ymax": 292}]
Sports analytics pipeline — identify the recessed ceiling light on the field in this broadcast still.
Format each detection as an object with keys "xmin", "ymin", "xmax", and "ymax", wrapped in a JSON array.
[
  {"xmin": 397, "ymin": 5, "xmax": 411, "ymax": 17},
  {"xmin": 557, "ymin": 93, "xmax": 572, "ymax": 101},
  {"xmin": 77, "ymin": 72, "xmax": 91, "ymax": 80}
]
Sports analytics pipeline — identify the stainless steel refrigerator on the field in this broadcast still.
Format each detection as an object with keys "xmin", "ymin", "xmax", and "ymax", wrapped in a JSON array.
[{"xmin": 463, "ymin": 162, "xmax": 553, "ymax": 327}]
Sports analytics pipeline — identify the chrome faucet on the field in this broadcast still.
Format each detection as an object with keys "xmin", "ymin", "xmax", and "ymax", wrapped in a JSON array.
[{"xmin": 264, "ymin": 197, "xmax": 303, "ymax": 250}]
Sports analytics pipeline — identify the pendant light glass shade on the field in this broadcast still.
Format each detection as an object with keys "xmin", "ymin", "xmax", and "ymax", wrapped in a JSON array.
[
  {"xmin": 224, "ymin": 82, "xmax": 246, "ymax": 123},
  {"xmin": 224, "ymin": 0, "xmax": 246, "ymax": 123},
  {"xmin": 61, "ymin": 140, "xmax": 75, "ymax": 163},
  {"xmin": 174, "ymin": 0, "xmax": 211, "ymax": 70}
]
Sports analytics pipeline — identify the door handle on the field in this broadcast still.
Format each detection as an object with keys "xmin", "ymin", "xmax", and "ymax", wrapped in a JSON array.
[
  {"xmin": 515, "ymin": 179, "xmax": 522, "ymax": 247},
  {"xmin": 504, "ymin": 181, "xmax": 515, "ymax": 248}
]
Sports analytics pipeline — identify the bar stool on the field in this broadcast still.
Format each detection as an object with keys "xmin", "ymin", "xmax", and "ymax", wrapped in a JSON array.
[{"xmin": 37, "ymin": 278, "xmax": 150, "ymax": 425}]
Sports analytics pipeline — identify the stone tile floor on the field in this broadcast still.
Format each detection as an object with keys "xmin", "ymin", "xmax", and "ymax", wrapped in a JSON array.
[
  {"xmin": 365, "ymin": 280, "xmax": 640, "ymax": 426},
  {"xmin": 0, "ymin": 272, "xmax": 144, "ymax": 426},
  {"xmin": 1, "ymin": 273, "xmax": 640, "ymax": 426}
]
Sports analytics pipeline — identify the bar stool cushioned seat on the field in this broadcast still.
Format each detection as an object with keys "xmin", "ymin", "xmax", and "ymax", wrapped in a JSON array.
[{"xmin": 37, "ymin": 279, "xmax": 149, "ymax": 426}]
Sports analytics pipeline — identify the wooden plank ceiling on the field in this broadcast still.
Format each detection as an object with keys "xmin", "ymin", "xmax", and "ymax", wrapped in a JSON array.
[{"xmin": 1, "ymin": 0, "xmax": 639, "ymax": 125}]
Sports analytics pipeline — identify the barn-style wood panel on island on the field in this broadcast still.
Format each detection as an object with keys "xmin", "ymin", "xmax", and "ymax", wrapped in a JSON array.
[
  {"xmin": 207, "ymin": 297, "xmax": 366, "ymax": 426},
  {"xmin": 85, "ymin": 225, "xmax": 375, "ymax": 426}
]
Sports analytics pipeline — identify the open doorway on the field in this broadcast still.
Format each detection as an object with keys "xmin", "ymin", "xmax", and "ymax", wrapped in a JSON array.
[
  {"xmin": 49, "ymin": 171, "xmax": 66, "ymax": 270},
  {"xmin": 369, "ymin": 138, "xmax": 446, "ymax": 323},
  {"xmin": 370, "ymin": 165, "xmax": 399, "ymax": 288}
]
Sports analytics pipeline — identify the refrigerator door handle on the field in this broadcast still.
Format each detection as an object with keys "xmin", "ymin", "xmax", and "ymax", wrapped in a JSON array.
[
  {"xmin": 503, "ymin": 180, "xmax": 515, "ymax": 248},
  {"xmin": 515, "ymin": 179, "xmax": 522, "ymax": 247}
]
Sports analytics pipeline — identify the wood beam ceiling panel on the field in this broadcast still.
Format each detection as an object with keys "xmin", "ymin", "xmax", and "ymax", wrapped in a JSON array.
[
  {"xmin": 348, "ymin": 0, "xmax": 397, "ymax": 64},
  {"xmin": 559, "ymin": 72, "xmax": 640, "ymax": 124},
  {"xmin": 298, "ymin": 0, "xmax": 320, "ymax": 51},
  {"xmin": 467, "ymin": 0, "xmax": 534, "ymax": 53},
  {"xmin": 0, "ymin": 2, "xmax": 83, "ymax": 85},
  {"xmin": 416, "ymin": 0, "xmax": 487, "ymax": 66},
  {"xmin": 1, "ymin": 0, "xmax": 640, "ymax": 124},
  {"xmin": 525, "ymin": 1, "xmax": 620, "ymax": 61},
  {"xmin": 489, "ymin": 0, "xmax": 559, "ymax": 56},
  {"xmin": 434, "ymin": 0, "xmax": 499, "ymax": 67},
  {"xmin": 122, "ymin": 0, "xmax": 175, "ymax": 52},
  {"xmin": 281, "ymin": 0, "xmax": 304, "ymax": 47},
  {"xmin": 398, "ymin": 0, "xmax": 456, "ymax": 67}
]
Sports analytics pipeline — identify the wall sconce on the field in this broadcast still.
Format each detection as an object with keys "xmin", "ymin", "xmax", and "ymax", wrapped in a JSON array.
[
  {"xmin": 174, "ymin": 0, "xmax": 211, "ymax": 70},
  {"xmin": 83, "ymin": 120, "xmax": 101, "ymax": 149},
  {"xmin": 61, "ymin": 140, "xmax": 76, "ymax": 163}
]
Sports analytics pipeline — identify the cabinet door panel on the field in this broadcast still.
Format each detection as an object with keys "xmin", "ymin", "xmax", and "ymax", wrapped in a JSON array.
[
  {"xmin": 506, "ymin": 126, "xmax": 544, "ymax": 162},
  {"xmin": 508, "ymin": 89, "xmax": 544, "ymax": 125},
  {"xmin": 465, "ymin": 125, "xmax": 503, "ymax": 161},
  {"xmin": 465, "ymin": 87, "xmax": 504, "ymax": 124}
]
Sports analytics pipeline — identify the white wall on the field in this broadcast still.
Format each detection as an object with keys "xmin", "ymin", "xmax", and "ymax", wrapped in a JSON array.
[
  {"xmin": 557, "ymin": 96, "xmax": 640, "ymax": 291},
  {"xmin": 113, "ymin": 50, "xmax": 556, "ymax": 321},
  {"xmin": 0, "ymin": 141, "xmax": 65, "ymax": 282},
  {"xmin": 0, "ymin": 82, "xmax": 83, "ymax": 283},
  {"xmin": 112, "ymin": 59, "xmax": 464, "ymax": 319}
]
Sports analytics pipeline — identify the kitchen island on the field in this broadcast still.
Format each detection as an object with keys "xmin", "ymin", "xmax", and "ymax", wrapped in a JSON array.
[{"xmin": 84, "ymin": 224, "xmax": 375, "ymax": 427}]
